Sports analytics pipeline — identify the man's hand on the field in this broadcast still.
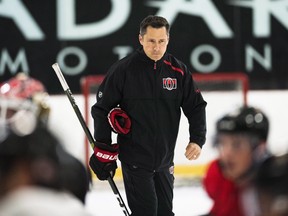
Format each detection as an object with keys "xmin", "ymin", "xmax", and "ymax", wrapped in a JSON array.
[
  {"xmin": 185, "ymin": 142, "xmax": 201, "ymax": 160},
  {"xmin": 89, "ymin": 141, "xmax": 119, "ymax": 180}
]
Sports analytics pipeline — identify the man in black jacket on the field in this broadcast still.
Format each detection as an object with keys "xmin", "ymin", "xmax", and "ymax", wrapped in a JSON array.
[{"xmin": 90, "ymin": 15, "xmax": 207, "ymax": 216}]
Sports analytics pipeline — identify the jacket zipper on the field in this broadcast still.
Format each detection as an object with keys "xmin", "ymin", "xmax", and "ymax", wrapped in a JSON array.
[{"xmin": 153, "ymin": 60, "xmax": 158, "ymax": 170}]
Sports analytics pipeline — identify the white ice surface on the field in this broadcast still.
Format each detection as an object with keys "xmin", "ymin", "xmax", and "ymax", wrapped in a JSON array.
[{"xmin": 85, "ymin": 184, "xmax": 213, "ymax": 216}]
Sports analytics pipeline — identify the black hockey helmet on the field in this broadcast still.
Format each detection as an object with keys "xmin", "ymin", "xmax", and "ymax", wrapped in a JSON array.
[{"xmin": 216, "ymin": 106, "xmax": 269, "ymax": 141}]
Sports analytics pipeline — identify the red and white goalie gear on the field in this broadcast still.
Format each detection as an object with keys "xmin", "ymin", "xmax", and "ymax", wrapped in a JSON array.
[
  {"xmin": 0, "ymin": 73, "xmax": 50, "ymax": 137},
  {"xmin": 1, "ymin": 73, "xmax": 46, "ymax": 99},
  {"xmin": 108, "ymin": 107, "xmax": 131, "ymax": 135}
]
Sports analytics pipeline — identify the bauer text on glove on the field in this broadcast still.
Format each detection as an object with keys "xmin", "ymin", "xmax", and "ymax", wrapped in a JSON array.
[{"xmin": 89, "ymin": 141, "xmax": 119, "ymax": 180}]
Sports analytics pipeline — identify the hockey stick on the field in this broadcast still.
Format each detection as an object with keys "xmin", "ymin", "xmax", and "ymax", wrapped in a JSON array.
[{"xmin": 52, "ymin": 63, "xmax": 130, "ymax": 216}]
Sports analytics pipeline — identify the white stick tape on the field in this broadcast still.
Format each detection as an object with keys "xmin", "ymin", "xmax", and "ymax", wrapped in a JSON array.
[{"xmin": 52, "ymin": 63, "xmax": 69, "ymax": 91}]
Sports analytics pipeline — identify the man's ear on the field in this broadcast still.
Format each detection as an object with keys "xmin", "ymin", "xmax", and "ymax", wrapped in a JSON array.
[{"xmin": 139, "ymin": 34, "xmax": 143, "ymax": 45}]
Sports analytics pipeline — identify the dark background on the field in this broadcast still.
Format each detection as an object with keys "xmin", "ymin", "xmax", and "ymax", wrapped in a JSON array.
[{"xmin": 0, "ymin": 0, "xmax": 287, "ymax": 94}]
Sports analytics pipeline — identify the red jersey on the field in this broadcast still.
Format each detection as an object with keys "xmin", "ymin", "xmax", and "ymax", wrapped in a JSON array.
[{"xmin": 203, "ymin": 159, "xmax": 244, "ymax": 216}]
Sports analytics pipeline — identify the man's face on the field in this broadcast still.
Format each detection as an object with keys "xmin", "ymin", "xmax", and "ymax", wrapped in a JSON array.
[
  {"xmin": 216, "ymin": 133, "xmax": 254, "ymax": 182},
  {"xmin": 139, "ymin": 26, "xmax": 169, "ymax": 61}
]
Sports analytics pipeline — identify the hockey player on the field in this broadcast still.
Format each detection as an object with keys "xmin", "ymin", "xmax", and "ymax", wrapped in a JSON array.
[
  {"xmin": 0, "ymin": 73, "xmax": 90, "ymax": 203},
  {"xmin": 0, "ymin": 126, "xmax": 92, "ymax": 216},
  {"xmin": 255, "ymin": 153, "xmax": 288, "ymax": 216},
  {"xmin": 203, "ymin": 106, "xmax": 270, "ymax": 216},
  {"xmin": 89, "ymin": 15, "xmax": 207, "ymax": 215}
]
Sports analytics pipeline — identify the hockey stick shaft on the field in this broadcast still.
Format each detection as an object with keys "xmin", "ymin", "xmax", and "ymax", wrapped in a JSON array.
[{"xmin": 52, "ymin": 63, "xmax": 130, "ymax": 216}]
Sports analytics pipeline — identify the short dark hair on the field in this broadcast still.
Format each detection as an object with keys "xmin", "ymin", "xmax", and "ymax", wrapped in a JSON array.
[{"xmin": 139, "ymin": 15, "xmax": 170, "ymax": 36}]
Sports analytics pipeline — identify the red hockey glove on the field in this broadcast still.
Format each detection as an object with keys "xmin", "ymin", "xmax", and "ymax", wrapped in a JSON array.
[
  {"xmin": 108, "ymin": 107, "xmax": 131, "ymax": 135},
  {"xmin": 89, "ymin": 141, "xmax": 119, "ymax": 181}
]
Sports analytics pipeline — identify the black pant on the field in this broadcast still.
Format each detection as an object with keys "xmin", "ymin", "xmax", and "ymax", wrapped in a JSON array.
[{"xmin": 121, "ymin": 162, "xmax": 175, "ymax": 216}]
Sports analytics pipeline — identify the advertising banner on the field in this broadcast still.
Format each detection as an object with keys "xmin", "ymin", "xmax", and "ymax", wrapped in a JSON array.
[{"xmin": 1, "ymin": 0, "xmax": 288, "ymax": 93}]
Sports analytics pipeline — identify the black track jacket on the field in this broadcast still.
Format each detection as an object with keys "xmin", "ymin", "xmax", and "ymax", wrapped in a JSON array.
[{"xmin": 91, "ymin": 48, "xmax": 207, "ymax": 171}]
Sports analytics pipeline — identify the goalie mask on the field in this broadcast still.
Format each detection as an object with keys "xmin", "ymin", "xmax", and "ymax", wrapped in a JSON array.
[
  {"xmin": 108, "ymin": 107, "xmax": 131, "ymax": 135},
  {"xmin": 0, "ymin": 73, "xmax": 50, "ymax": 139}
]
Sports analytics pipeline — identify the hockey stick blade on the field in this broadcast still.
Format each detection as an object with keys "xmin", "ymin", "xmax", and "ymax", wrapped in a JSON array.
[{"xmin": 51, "ymin": 63, "xmax": 130, "ymax": 216}]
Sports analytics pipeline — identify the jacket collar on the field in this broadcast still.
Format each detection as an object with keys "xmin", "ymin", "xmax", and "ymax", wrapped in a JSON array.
[{"xmin": 136, "ymin": 47, "xmax": 168, "ymax": 66}]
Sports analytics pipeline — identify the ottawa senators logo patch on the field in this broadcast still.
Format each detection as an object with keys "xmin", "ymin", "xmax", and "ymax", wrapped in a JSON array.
[{"xmin": 163, "ymin": 77, "xmax": 177, "ymax": 90}]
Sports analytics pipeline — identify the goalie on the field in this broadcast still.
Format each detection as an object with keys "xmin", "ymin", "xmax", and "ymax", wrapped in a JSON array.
[
  {"xmin": 0, "ymin": 73, "xmax": 90, "ymax": 204},
  {"xmin": 0, "ymin": 72, "xmax": 50, "ymax": 138}
]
